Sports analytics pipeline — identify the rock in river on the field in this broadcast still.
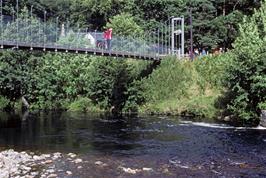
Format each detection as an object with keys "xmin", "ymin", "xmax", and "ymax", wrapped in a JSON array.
[{"xmin": 260, "ymin": 110, "xmax": 266, "ymax": 127}]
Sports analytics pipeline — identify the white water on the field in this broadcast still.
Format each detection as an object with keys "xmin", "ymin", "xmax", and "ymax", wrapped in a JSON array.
[{"xmin": 179, "ymin": 120, "xmax": 266, "ymax": 130}]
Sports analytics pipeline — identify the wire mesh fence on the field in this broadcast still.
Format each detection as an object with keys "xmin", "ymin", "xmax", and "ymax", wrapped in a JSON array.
[{"xmin": 0, "ymin": 8, "xmax": 181, "ymax": 59}]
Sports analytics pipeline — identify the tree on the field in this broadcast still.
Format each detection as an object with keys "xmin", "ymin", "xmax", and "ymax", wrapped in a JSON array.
[
  {"xmin": 106, "ymin": 13, "xmax": 143, "ymax": 37},
  {"xmin": 86, "ymin": 58, "xmax": 131, "ymax": 112},
  {"xmin": 225, "ymin": 1, "xmax": 266, "ymax": 125}
]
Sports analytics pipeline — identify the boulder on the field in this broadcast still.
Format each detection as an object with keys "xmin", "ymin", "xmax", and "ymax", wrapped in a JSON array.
[{"xmin": 260, "ymin": 110, "xmax": 266, "ymax": 127}]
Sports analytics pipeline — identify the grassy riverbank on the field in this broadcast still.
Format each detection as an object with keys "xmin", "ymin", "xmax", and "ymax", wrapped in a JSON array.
[{"xmin": 139, "ymin": 55, "xmax": 231, "ymax": 118}]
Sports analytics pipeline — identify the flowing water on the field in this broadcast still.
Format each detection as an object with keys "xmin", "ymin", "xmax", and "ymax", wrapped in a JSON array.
[{"xmin": 0, "ymin": 111, "xmax": 266, "ymax": 177}]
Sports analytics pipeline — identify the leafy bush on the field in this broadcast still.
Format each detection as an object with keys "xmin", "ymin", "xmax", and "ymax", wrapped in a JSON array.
[
  {"xmin": 140, "ymin": 56, "xmax": 226, "ymax": 118},
  {"xmin": 68, "ymin": 97, "xmax": 101, "ymax": 112},
  {"xmin": 194, "ymin": 53, "xmax": 233, "ymax": 88},
  {"xmin": 259, "ymin": 102, "xmax": 266, "ymax": 110},
  {"xmin": 106, "ymin": 13, "xmax": 143, "ymax": 37},
  {"xmin": 0, "ymin": 96, "xmax": 10, "ymax": 110},
  {"xmin": 86, "ymin": 57, "xmax": 132, "ymax": 112},
  {"xmin": 224, "ymin": 2, "xmax": 266, "ymax": 124}
]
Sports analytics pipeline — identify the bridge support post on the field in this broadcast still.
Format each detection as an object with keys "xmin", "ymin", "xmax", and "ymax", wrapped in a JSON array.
[
  {"xmin": 30, "ymin": 5, "xmax": 33, "ymax": 50},
  {"xmin": 0, "ymin": 0, "xmax": 3, "ymax": 49},
  {"xmin": 171, "ymin": 17, "xmax": 185, "ymax": 58},
  {"xmin": 55, "ymin": 17, "xmax": 59, "ymax": 52},
  {"xmin": 16, "ymin": 0, "xmax": 19, "ymax": 49},
  {"xmin": 43, "ymin": 11, "xmax": 47, "ymax": 51}
]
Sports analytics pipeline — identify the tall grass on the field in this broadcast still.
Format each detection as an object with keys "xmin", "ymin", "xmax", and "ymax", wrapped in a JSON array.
[{"xmin": 140, "ymin": 54, "xmax": 232, "ymax": 118}]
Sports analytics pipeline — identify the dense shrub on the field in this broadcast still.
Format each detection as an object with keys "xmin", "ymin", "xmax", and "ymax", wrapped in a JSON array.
[{"xmin": 224, "ymin": 2, "xmax": 266, "ymax": 124}]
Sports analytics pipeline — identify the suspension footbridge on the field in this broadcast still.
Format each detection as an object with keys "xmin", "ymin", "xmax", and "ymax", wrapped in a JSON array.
[{"xmin": 0, "ymin": 1, "xmax": 185, "ymax": 60}]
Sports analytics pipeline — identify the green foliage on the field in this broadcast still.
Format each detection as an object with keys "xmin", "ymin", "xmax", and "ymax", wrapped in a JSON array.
[
  {"xmin": 68, "ymin": 97, "xmax": 101, "ymax": 112},
  {"xmin": 0, "ymin": 47, "xmax": 149, "ymax": 113},
  {"xmin": 86, "ymin": 57, "xmax": 131, "ymax": 111},
  {"xmin": 3, "ymin": 7, "xmax": 55, "ymax": 44},
  {"xmin": 183, "ymin": 95, "xmax": 219, "ymax": 118},
  {"xmin": 194, "ymin": 53, "xmax": 233, "ymax": 88},
  {"xmin": 0, "ymin": 50, "xmax": 31, "ymax": 101},
  {"xmin": 142, "ymin": 58, "xmax": 193, "ymax": 103},
  {"xmin": 259, "ymin": 102, "xmax": 266, "ymax": 110},
  {"xmin": 57, "ymin": 30, "xmax": 92, "ymax": 48},
  {"xmin": 123, "ymin": 80, "xmax": 145, "ymax": 113},
  {"xmin": 1, "ymin": 0, "xmax": 264, "ymax": 119},
  {"xmin": 106, "ymin": 13, "xmax": 143, "ymax": 37},
  {"xmin": 224, "ymin": 2, "xmax": 266, "ymax": 124},
  {"xmin": 0, "ymin": 96, "xmax": 10, "ymax": 110},
  {"xmin": 4, "ymin": 0, "xmax": 260, "ymax": 50},
  {"xmin": 27, "ymin": 53, "xmax": 93, "ymax": 109},
  {"xmin": 140, "ymin": 56, "xmax": 226, "ymax": 118}
]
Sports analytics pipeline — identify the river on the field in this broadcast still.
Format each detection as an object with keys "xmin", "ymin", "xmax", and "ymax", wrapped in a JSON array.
[{"xmin": 0, "ymin": 111, "xmax": 266, "ymax": 177}]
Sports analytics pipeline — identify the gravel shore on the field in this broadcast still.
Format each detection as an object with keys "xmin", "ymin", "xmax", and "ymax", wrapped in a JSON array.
[{"xmin": 0, "ymin": 149, "xmax": 80, "ymax": 178}]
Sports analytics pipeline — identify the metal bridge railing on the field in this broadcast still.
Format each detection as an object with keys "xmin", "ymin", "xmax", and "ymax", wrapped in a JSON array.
[{"xmin": 0, "ymin": 4, "xmax": 184, "ymax": 59}]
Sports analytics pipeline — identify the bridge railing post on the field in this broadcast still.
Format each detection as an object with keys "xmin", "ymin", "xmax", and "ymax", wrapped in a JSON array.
[
  {"xmin": 43, "ymin": 10, "xmax": 46, "ymax": 51},
  {"xmin": 25, "ymin": 14, "xmax": 28, "ymax": 44},
  {"xmin": 16, "ymin": 0, "xmax": 19, "ymax": 48},
  {"xmin": 76, "ymin": 24, "xmax": 80, "ymax": 53},
  {"xmin": 30, "ymin": 5, "xmax": 33, "ymax": 50},
  {"xmin": 66, "ymin": 19, "xmax": 69, "ymax": 52},
  {"xmin": 85, "ymin": 28, "xmax": 88, "ymax": 54},
  {"xmin": 55, "ymin": 17, "xmax": 59, "ymax": 52},
  {"xmin": 93, "ymin": 30, "xmax": 96, "ymax": 55}
]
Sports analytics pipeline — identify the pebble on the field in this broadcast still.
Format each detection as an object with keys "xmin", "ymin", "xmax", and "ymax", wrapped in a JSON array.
[
  {"xmin": 74, "ymin": 158, "xmax": 83, "ymax": 164},
  {"xmin": 119, "ymin": 166, "xmax": 141, "ymax": 174},
  {"xmin": 33, "ymin": 155, "xmax": 41, "ymax": 160},
  {"xmin": 46, "ymin": 169, "xmax": 55, "ymax": 173},
  {"xmin": 44, "ymin": 160, "xmax": 53, "ymax": 164},
  {"xmin": 31, "ymin": 172, "xmax": 39, "ymax": 176},
  {"xmin": 22, "ymin": 165, "xmax": 31, "ymax": 171},
  {"xmin": 47, "ymin": 174, "xmax": 57, "ymax": 178},
  {"xmin": 53, "ymin": 152, "xmax": 62, "ymax": 157},
  {"xmin": 67, "ymin": 153, "xmax": 77, "ymax": 158},
  {"xmin": 95, "ymin": 161, "xmax": 103, "ymax": 165},
  {"xmin": 43, "ymin": 154, "xmax": 51, "ymax": 158},
  {"xmin": 66, "ymin": 171, "xmax": 72, "ymax": 175},
  {"xmin": 25, "ymin": 175, "xmax": 34, "ymax": 178},
  {"xmin": 142, "ymin": 167, "xmax": 153, "ymax": 171}
]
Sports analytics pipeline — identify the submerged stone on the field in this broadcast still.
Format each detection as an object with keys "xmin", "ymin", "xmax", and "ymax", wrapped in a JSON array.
[{"xmin": 260, "ymin": 110, "xmax": 266, "ymax": 127}]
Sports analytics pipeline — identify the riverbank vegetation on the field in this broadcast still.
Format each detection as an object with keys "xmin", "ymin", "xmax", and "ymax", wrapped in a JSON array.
[
  {"xmin": 222, "ymin": 2, "xmax": 266, "ymax": 125},
  {"xmin": 0, "ymin": 50, "xmax": 230, "ymax": 118},
  {"xmin": 140, "ymin": 54, "xmax": 231, "ymax": 118}
]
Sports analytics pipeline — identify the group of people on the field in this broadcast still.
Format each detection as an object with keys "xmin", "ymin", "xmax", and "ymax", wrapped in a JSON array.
[
  {"xmin": 188, "ymin": 47, "xmax": 225, "ymax": 59},
  {"xmin": 193, "ymin": 48, "xmax": 207, "ymax": 57}
]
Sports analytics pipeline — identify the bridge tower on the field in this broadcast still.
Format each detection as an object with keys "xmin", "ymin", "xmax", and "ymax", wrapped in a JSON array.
[{"xmin": 171, "ymin": 17, "xmax": 185, "ymax": 58}]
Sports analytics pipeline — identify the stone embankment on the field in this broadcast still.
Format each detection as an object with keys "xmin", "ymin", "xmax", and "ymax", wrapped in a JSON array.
[{"xmin": 0, "ymin": 149, "xmax": 82, "ymax": 178}]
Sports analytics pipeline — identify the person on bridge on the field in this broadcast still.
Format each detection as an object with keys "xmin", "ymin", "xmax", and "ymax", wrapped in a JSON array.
[{"xmin": 104, "ymin": 28, "xmax": 113, "ymax": 50}]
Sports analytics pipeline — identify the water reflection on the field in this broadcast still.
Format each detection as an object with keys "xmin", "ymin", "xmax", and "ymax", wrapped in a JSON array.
[
  {"xmin": 1, "ymin": 111, "xmax": 266, "ymax": 177},
  {"xmin": 0, "ymin": 111, "xmax": 266, "ymax": 162},
  {"xmin": 0, "ymin": 111, "xmax": 147, "ymax": 153}
]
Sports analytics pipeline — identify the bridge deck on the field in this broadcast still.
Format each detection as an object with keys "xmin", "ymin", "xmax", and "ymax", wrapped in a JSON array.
[{"xmin": 0, "ymin": 41, "xmax": 163, "ymax": 61}]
